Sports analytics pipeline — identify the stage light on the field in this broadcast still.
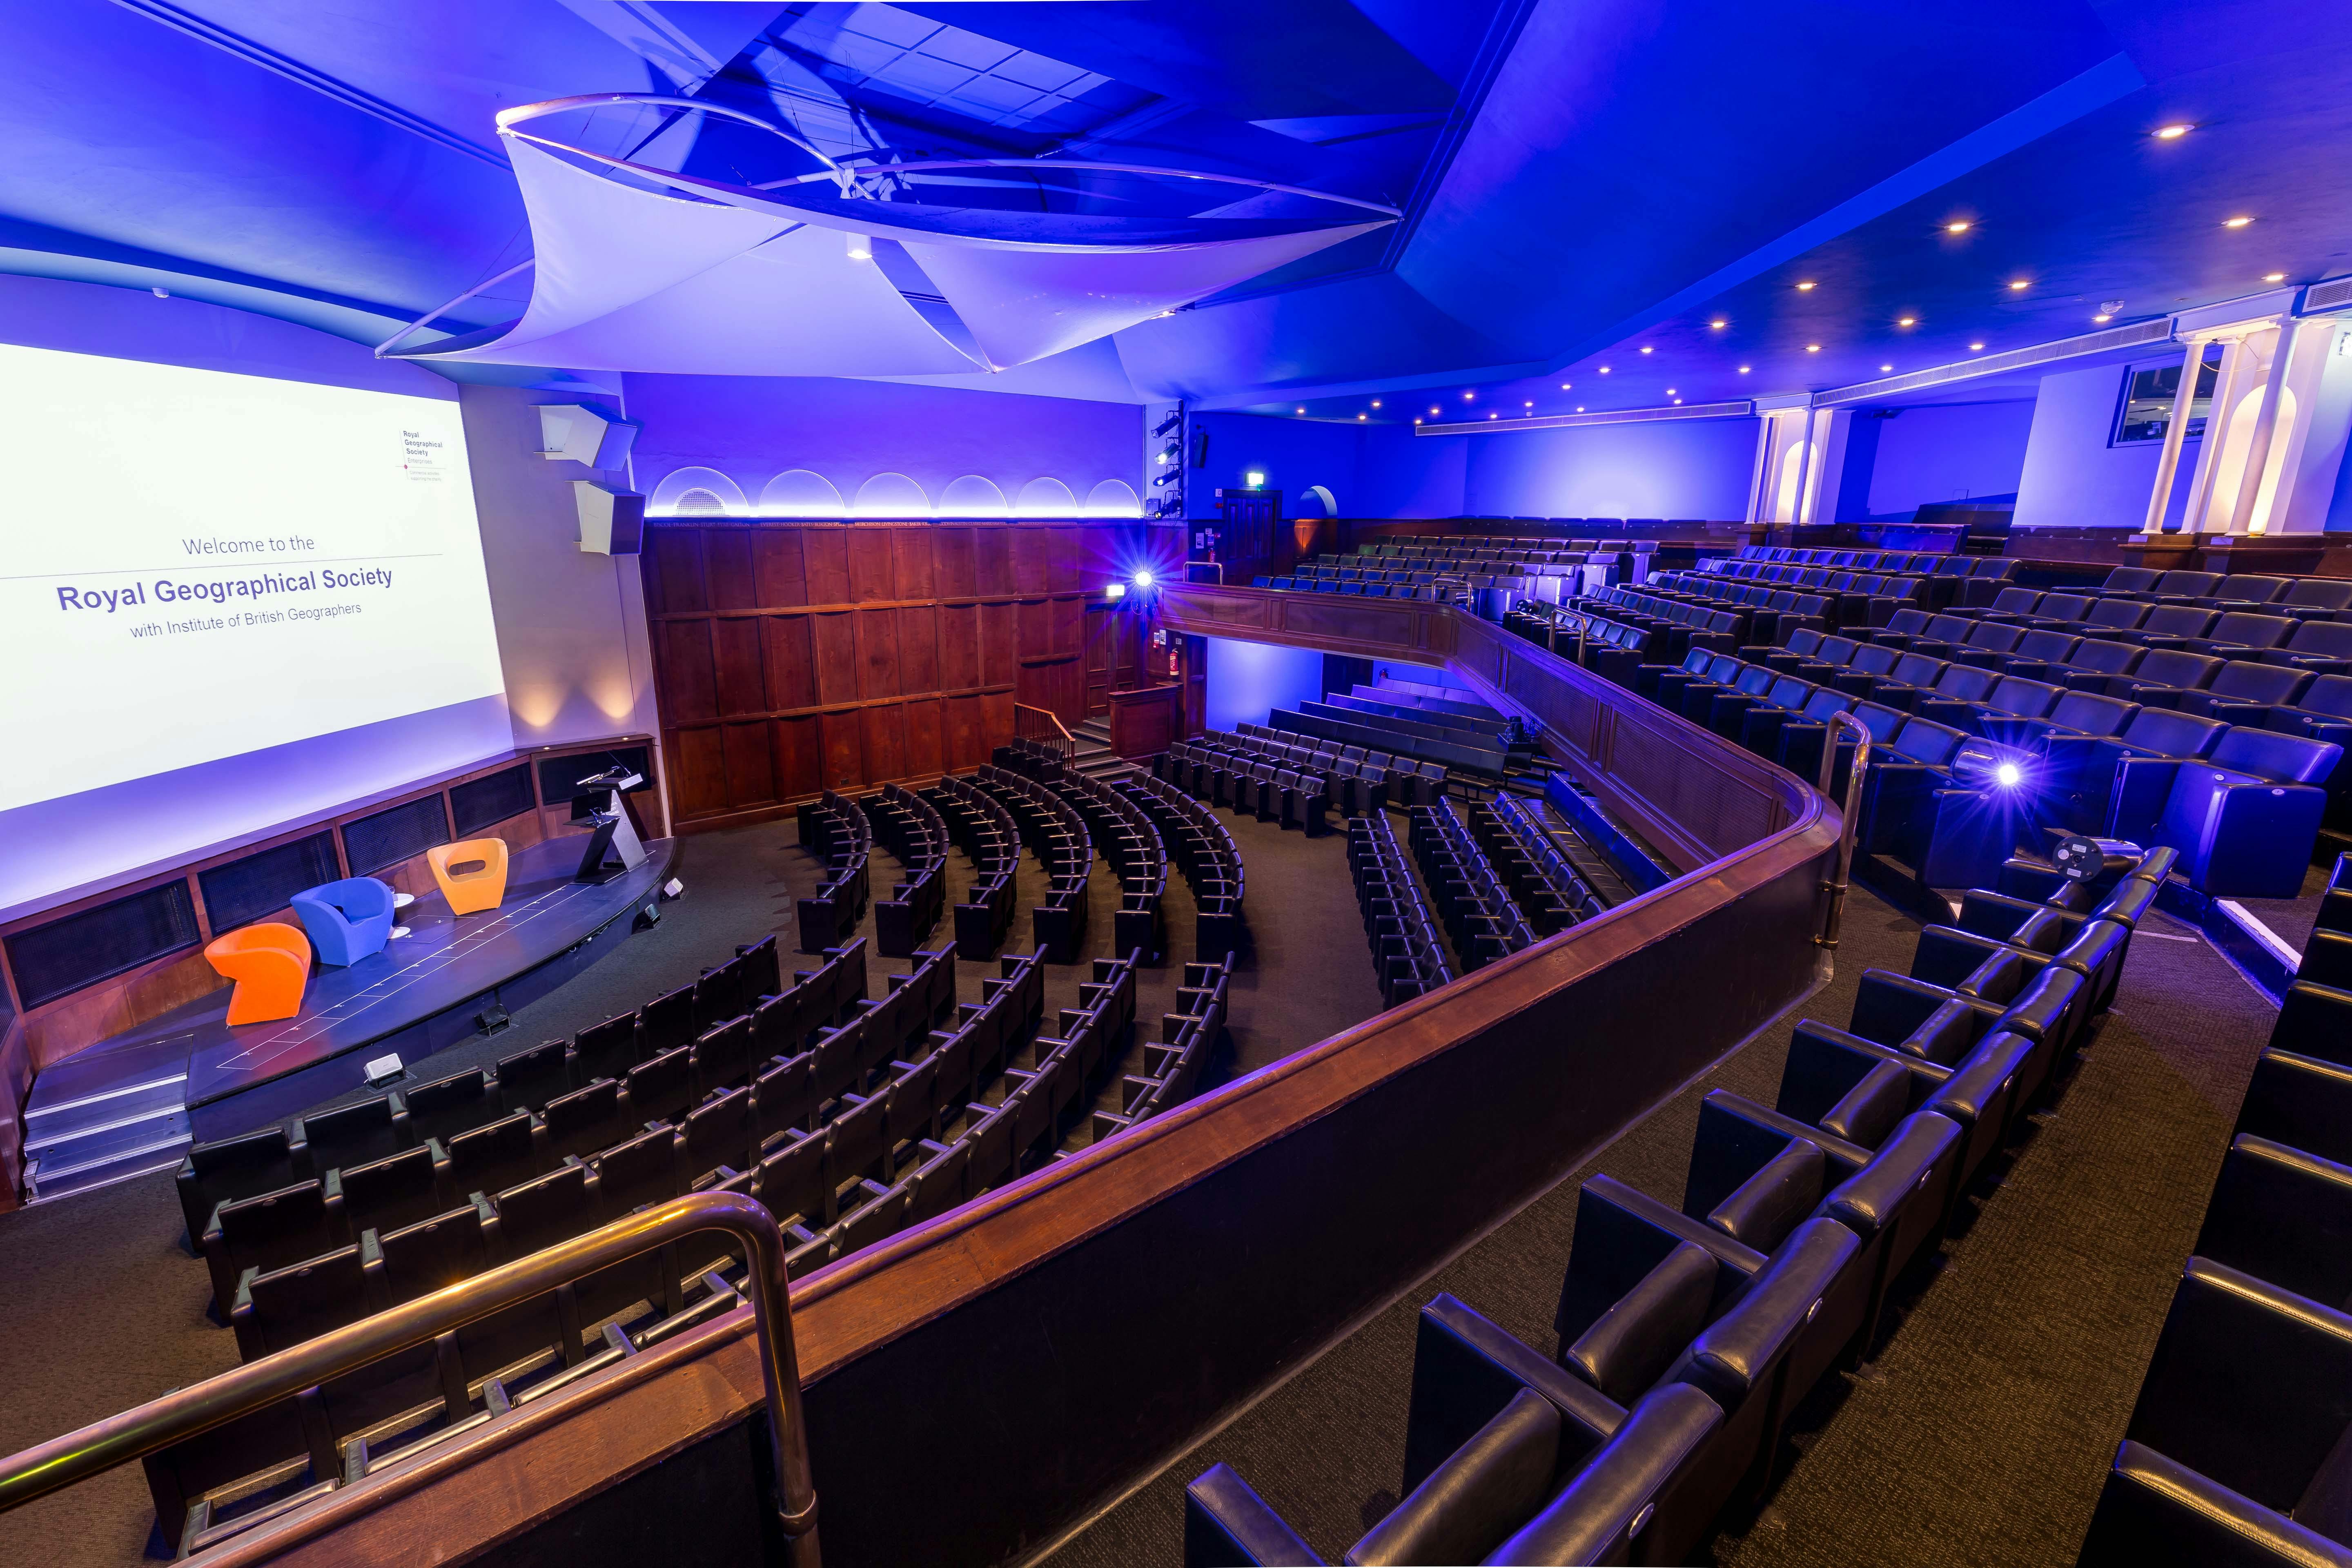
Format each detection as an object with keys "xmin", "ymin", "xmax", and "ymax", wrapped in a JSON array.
[
  {"xmin": 1154, "ymin": 412, "xmax": 1180, "ymax": 437},
  {"xmin": 2224, "ymin": 216, "xmax": 2254, "ymax": 227},
  {"xmin": 1994, "ymin": 761, "xmax": 2022, "ymax": 788},
  {"xmin": 1133, "ymin": 568, "xmax": 1156, "ymax": 589},
  {"xmin": 2154, "ymin": 123, "xmax": 2194, "ymax": 139},
  {"xmin": 1945, "ymin": 220, "xmax": 1973, "ymax": 234},
  {"xmin": 1796, "ymin": 281, "xmax": 1816, "ymax": 291},
  {"xmin": 1104, "ymin": 581, "xmax": 1127, "ymax": 599},
  {"xmin": 846, "ymin": 233, "xmax": 872, "ymax": 261}
]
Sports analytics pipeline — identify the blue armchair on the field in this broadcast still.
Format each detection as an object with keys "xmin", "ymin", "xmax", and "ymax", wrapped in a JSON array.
[{"xmin": 290, "ymin": 877, "xmax": 397, "ymax": 967}]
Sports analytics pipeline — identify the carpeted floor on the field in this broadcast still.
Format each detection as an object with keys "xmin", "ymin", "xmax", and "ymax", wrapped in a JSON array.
[
  {"xmin": 1041, "ymin": 887, "xmax": 2281, "ymax": 1568},
  {"xmin": 0, "ymin": 797, "xmax": 1385, "ymax": 1568}
]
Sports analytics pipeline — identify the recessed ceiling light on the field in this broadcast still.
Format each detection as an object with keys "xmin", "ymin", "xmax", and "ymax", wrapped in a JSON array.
[
  {"xmin": 1805, "ymin": 344, "xmax": 1821, "ymax": 352},
  {"xmin": 1414, "ymin": 417, "xmax": 1422, "ymax": 424},
  {"xmin": 1429, "ymin": 405, "xmax": 1440, "ymax": 415},
  {"xmin": 1575, "ymin": 406, "xmax": 1584, "ymax": 412},
  {"xmin": 2092, "ymin": 314, "xmax": 2111, "ymax": 323},
  {"xmin": 2008, "ymin": 280, "xmax": 2030, "ymax": 291},
  {"xmin": 1796, "ymin": 281, "xmax": 1816, "ymax": 291},
  {"xmin": 1463, "ymin": 390, "xmax": 1474, "ymax": 399},
  {"xmin": 1599, "ymin": 366, "xmax": 1611, "ymax": 374},
  {"xmin": 1560, "ymin": 382, "xmax": 1572, "ymax": 390},
  {"xmin": 2265, "ymin": 272, "xmax": 2287, "ymax": 282},
  {"xmin": 1525, "ymin": 400, "xmax": 1534, "ymax": 406},
  {"xmin": 1738, "ymin": 365, "xmax": 1751, "ymax": 373},
  {"xmin": 1665, "ymin": 388, "xmax": 1676, "ymax": 395},
  {"xmin": 1897, "ymin": 316, "xmax": 1917, "ymax": 327},
  {"xmin": 1672, "ymin": 398, "xmax": 1683, "ymax": 405},
  {"xmin": 1488, "ymin": 412, "xmax": 1497, "ymax": 419},
  {"xmin": 2224, "ymin": 216, "xmax": 2254, "ymax": 227},
  {"xmin": 1969, "ymin": 341, "xmax": 1986, "ymax": 351},
  {"xmin": 1709, "ymin": 319, "xmax": 1728, "ymax": 329},
  {"xmin": 1371, "ymin": 399, "xmax": 1381, "ymax": 408},
  {"xmin": 1639, "ymin": 345, "xmax": 1654, "ymax": 354},
  {"xmin": 1944, "ymin": 220, "xmax": 1973, "ymax": 234},
  {"xmin": 1880, "ymin": 364, "xmax": 1893, "ymax": 372},
  {"xmin": 1295, "ymin": 406, "xmax": 1305, "ymax": 414},
  {"xmin": 1357, "ymin": 413, "xmax": 1367, "ymax": 420},
  {"xmin": 2154, "ymin": 123, "xmax": 2194, "ymax": 139}
]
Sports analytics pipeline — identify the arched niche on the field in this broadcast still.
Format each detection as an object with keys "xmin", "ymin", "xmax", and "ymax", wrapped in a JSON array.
[
  {"xmin": 1298, "ymin": 483, "xmax": 1337, "ymax": 519},
  {"xmin": 757, "ymin": 469, "xmax": 846, "ymax": 517},
  {"xmin": 1083, "ymin": 479, "xmax": 1143, "ymax": 517},
  {"xmin": 853, "ymin": 472, "xmax": 930, "ymax": 518},
  {"xmin": 648, "ymin": 466, "xmax": 747, "ymax": 518},
  {"xmin": 1015, "ymin": 477, "xmax": 1079, "ymax": 517},
  {"xmin": 938, "ymin": 475, "xmax": 1010, "ymax": 517}
]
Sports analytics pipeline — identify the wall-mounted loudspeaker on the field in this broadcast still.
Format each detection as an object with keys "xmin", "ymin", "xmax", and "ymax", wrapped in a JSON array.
[
  {"xmin": 574, "ymin": 481, "xmax": 646, "ymax": 555},
  {"xmin": 537, "ymin": 402, "xmax": 641, "ymax": 469}
]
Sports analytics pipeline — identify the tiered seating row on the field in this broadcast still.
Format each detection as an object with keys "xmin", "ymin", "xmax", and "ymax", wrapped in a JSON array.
[
  {"xmin": 971, "ymin": 765, "xmax": 1094, "ymax": 962},
  {"xmin": 1228, "ymin": 722, "xmax": 1432, "ymax": 813},
  {"xmin": 1272, "ymin": 702, "xmax": 1505, "ymax": 779},
  {"xmin": 1119, "ymin": 773, "xmax": 1247, "ymax": 963},
  {"xmin": 1090, "ymin": 955, "xmax": 1232, "ymax": 1141},
  {"xmin": 927, "ymin": 772, "xmax": 1020, "ymax": 959},
  {"xmin": 1154, "ymin": 733, "xmax": 1332, "ymax": 831},
  {"xmin": 794, "ymin": 790, "xmax": 872, "ymax": 953},
  {"xmin": 867, "ymin": 783, "xmax": 948, "ymax": 957},
  {"xmin": 1347, "ymin": 812, "xmax": 1453, "ymax": 1006},
  {"xmin": 1407, "ymin": 799, "xmax": 1538, "ymax": 969},
  {"xmin": 2078, "ymin": 852, "xmax": 2352, "ymax": 1565},
  {"xmin": 1054, "ymin": 771, "xmax": 1171, "ymax": 964},
  {"xmin": 1467, "ymin": 794, "xmax": 1606, "ymax": 933},
  {"xmin": 1184, "ymin": 846, "xmax": 2166, "ymax": 1568}
]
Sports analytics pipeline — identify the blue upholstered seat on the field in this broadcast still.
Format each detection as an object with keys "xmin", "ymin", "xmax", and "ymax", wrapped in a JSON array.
[{"xmin": 290, "ymin": 876, "xmax": 397, "ymax": 967}]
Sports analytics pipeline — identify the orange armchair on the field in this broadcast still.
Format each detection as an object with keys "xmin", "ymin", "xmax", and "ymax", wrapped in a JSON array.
[
  {"xmin": 428, "ymin": 837, "xmax": 510, "ymax": 915},
  {"xmin": 205, "ymin": 922, "xmax": 312, "ymax": 1026}
]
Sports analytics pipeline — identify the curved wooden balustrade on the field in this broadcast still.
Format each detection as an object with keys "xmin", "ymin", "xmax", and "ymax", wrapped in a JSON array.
[{"xmin": 98, "ymin": 585, "xmax": 1839, "ymax": 1568}]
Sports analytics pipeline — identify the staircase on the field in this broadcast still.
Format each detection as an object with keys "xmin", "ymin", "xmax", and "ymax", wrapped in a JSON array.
[{"xmin": 1071, "ymin": 718, "xmax": 1138, "ymax": 782}]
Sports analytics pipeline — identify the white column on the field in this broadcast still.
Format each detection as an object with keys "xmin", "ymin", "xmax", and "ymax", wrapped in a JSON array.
[
  {"xmin": 2227, "ymin": 326, "xmax": 2297, "ymax": 534},
  {"xmin": 2178, "ymin": 330, "xmax": 2259, "ymax": 534},
  {"xmin": 2143, "ymin": 338, "xmax": 2205, "ymax": 534},
  {"xmin": 1789, "ymin": 407, "xmax": 1817, "ymax": 527},
  {"xmin": 1743, "ymin": 416, "xmax": 1772, "ymax": 524}
]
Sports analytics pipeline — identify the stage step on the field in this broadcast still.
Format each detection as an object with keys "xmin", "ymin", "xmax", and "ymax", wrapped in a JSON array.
[
  {"xmin": 23, "ymin": 1078, "xmax": 192, "ymax": 1203},
  {"xmin": 1074, "ymin": 718, "xmax": 1111, "ymax": 744}
]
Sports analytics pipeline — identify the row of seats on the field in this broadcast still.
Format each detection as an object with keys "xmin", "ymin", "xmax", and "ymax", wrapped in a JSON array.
[
  {"xmin": 929, "ymin": 772, "xmax": 1021, "ymax": 959},
  {"xmin": 866, "ymin": 783, "xmax": 948, "ymax": 957},
  {"xmin": 1408, "ymin": 799, "xmax": 1540, "ymax": 970},
  {"xmin": 2068, "ymin": 562, "xmax": 2352, "ymax": 617},
  {"xmin": 996, "ymin": 741, "xmax": 1176, "ymax": 965},
  {"xmin": 1118, "ymin": 773, "xmax": 1247, "ymax": 963},
  {"xmin": 151, "ymin": 936, "xmax": 983, "ymax": 1556},
  {"xmin": 1673, "ymin": 545, "xmax": 2019, "ymax": 612},
  {"xmin": 2078, "ymin": 853, "xmax": 2352, "ymax": 1565},
  {"xmin": 1252, "ymin": 572, "xmax": 1452, "ymax": 602},
  {"xmin": 1156, "ymin": 736, "xmax": 1334, "ymax": 833},
  {"xmin": 1348, "ymin": 811, "xmax": 1455, "ymax": 1006},
  {"xmin": 1228, "ymin": 719, "xmax": 1439, "ymax": 811},
  {"xmin": 1466, "ymin": 795, "xmax": 1607, "ymax": 933},
  {"xmin": 1541, "ymin": 591, "xmax": 1749, "ymax": 682},
  {"xmin": 1089, "ymin": 956, "xmax": 1233, "ymax": 1142},
  {"xmin": 1182, "ymin": 846, "xmax": 2164, "ymax": 1565},
  {"xmin": 971, "ymin": 766, "xmax": 1095, "ymax": 962},
  {"xmin": 794, "ymin": 791, "xmax": 872, "ymax": 953},
  {"xmin": 192, "ymin": 940, "xmax": 904, "ymax": 1324},
  {"xmin": 1272, "ymin": 703, "xmax": 1508, "ymax": 779},
  {"xmin": 1911, "ymin": 594, "xmax": 2352, "ymax": 669}
]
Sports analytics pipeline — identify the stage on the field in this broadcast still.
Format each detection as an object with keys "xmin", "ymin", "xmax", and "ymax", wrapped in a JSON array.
[{"xmin": 19, "ymin": 833, "xmax": 679, "ymax": 1203}]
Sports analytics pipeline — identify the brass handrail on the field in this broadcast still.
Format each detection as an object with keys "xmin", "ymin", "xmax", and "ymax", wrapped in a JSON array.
[
  {"xmin": 0, "ymin": 1190, "xmax": 819, "ymax": 1567},
  {"xmin": 1013, "ymin": 702, "xmax": 1077, "ymax": 759},
  {"xmin": 1816, "ymin": 709, "xmax": 1871, "ymax": 951}
]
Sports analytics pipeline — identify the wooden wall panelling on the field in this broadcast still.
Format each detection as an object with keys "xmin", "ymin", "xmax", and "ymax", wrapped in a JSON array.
[
  {"xmin": 934, "ymin": 527, "xmax": 977, "ymax": 598},
  {"xmin": 672, "ymin": 726, "xmax": 728, "ymax": 822},
  {"xmin": 902, "ymin": 698, "xmax": 944, "ymax": 778},
  {"xmin": 854, "ymin": 609, "xmax": 902, "ymax": 701},
  {"xmin": 975, "ymin": 528, "xmax": 1014, "ymax": 597},
  {"xmin": 710, "ymin": 618, "xmax": 766, "ymax": 717},
  {"xmin": 703, "ymin": 531, "xmax": 756, "ymax": 612},
  {"xmin": 659, "ymin": 622, "xmax": 718, "ymax": 724},
  {"xmin": 761, "ymin": 616, "xmax": 819, "ymax": 713},
  {"xmin": 819, "ymin": 712, "xmax": 864, "ymax": 789},
  {"xmin": 646, "ymin": 528, "xmax": 707, "ymax": 614},
  {"xmin": 944, "ymin": 695, "xmax": 981, "ymax": 771},
  {"xmin": 774, "ymin": 714, "xmax": 822, "ymax": 800},
  {"xmin": 847, "ymin": 528, "xmax": 895, "ymax": 603},
  {"xmin": 720, "ymin": 722, "xmax": 776, "ymax": 808},
  {"xmin": 898, "ymin": 604, "xmax": 941, "ymax": 697},
  {"xmin": 892, "ymin": 528, "xmax": 936, "ymax": 601},
  {"xmin": 936, "ymin": 603, "xmax": 980, "ymax": 693},
  {"xmin": 749, "ymin": 529, "xmax": 806, "ymax": 607},
  {"xmin": 860, "ymin": 705, "xmax": 908, "ymax": 784},
  {"xmin": 802, "ymin": 529, "xmax": 851, "ymax": 607},
  {"xmin": 811, "ymin": 612, "xmax": 860, "ymax": 707}
]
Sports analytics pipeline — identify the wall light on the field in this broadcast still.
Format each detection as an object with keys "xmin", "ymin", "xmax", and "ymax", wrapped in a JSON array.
[
  {"xmin": 2224, "ymin": 216, "xmax": 2254, "ymax": 227},
  {"xmin": 845, "ymin": 233, "xmax": 873, "ymax": 261},
  {"xmin": 1104, "ymin": 581, "xmax": 1127, "ymax": 600},
  {"xmin": 1796, "ymin": 281, "xmax": 1816, "ymax": 291},
  {"xmin": 2154, "ymin": 123, "xmax": 2194, "ymax": 139},
  {"xmin": 1246, "ymin": 471, "xmax": 1264, "ymax": 487}
]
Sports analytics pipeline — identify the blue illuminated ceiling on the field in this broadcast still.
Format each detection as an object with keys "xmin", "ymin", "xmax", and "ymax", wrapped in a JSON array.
[{"xmin": 3, "ymin": 0, "xmax": 2349, "ymax": 411}]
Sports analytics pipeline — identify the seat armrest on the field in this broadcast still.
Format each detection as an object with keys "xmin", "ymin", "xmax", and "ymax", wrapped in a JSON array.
[{"xmin": 1183, "ymin": 1464, "xmax": 1326, "ymax": 1567}]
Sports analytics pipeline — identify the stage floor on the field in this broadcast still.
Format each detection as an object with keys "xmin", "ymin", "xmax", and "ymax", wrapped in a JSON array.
[{"xmin": 22, "ymin": 834, "xmax": 678, "ymax": 1202}]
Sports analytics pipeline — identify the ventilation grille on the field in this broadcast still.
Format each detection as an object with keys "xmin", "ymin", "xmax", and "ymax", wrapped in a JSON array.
[
  {"xmin": 6, "ymin": 882, "xmax": 200, "ymax": 1010},
  {"xmin": 1421, "ymin": 400, "xmax": 1752, "ymax": 436},
  {"xmin": 344, "ymin": 795, "xmax": 451, "ymax": 874},
  {"xmin": 2306, "ymin": 276, "xmax": 2352, "ymax": 313},
  {"xmin": 1817, "ymin": 319, "xmax": 2173, "ymax": 405},
  {"xmin": 452, "ymin": 762, "xmax": 537, "ymax": 837},
  {"xmin": 198, "ymin": 831, "xmax": 340, "ymax": 932}
]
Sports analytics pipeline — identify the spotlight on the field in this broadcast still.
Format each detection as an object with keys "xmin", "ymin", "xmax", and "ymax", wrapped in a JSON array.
[
  {"xmin": 2008, "ymin": 280, "xmax": 2030, "ymax": 290},
  {"xmin": 1994, "ymin": 761, "xmax": 2022, "ymax": 788},
  {"xmin": 2224, "ymin": 216, "xmax": 2254, "ymax": 228},
  {"xmin": 1639, "ymin": 345, "xmax": 1654, "ymax": 354},
  {"xmin": 1104, "ymin": 581, "xmax": 1127, "ymax": 600},
  {"xmin": 1709, "ymin": 318, "xmax": 1728, "ymax": 329},
  {"xmin": 1897, "ymin": 316, "xmax": 1917, "ymax": 327},
  {"xmin": 1970, "ymin": 341, "xmax": 1986, "ymax": 351},
  {"xmin": 2265, "ymin": 272, "xmax": 2287, "ymax": 282},
  {"xmin": 1132, "ymin": 568, "xmax": 1155, "ymax": 589},
  {"xmin": 1154, "ymin": 412, "xmax": 1181, "ymax": 437},
  {"xmin": 1944, "ymin": 220, "xmax": 1973, "ymax": 234},
  {"xmin": 2153, "ymin": 123, "xmax": 2194, "ymax": 139},
  {"xmin": 845, "ymin": 233, "xmax": 873, "ymax": 261},
  {"xmin": 1796, "ymin": 281, "xmax": 1816, "ymax": 291}
]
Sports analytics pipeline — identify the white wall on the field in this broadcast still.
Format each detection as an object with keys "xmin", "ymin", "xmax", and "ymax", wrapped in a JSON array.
[
  {"xmin": 2014, "ymin": 362, "xmax": 2193, "ymax": 531},
  {"xmin": 457, "ymin": 384, "xmax": 657, "ymax": 746},
  {"xmin": 1863, "ymin": 401, "xmax": 2034, "ymax": 516},
  {"xmin": 1203, "ymin": 636, "xmax": 1326, "ymax": 732}
]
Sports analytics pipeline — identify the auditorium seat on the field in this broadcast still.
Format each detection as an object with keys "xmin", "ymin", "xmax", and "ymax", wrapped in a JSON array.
[
  {"xmin": 494, "ymin": 1040, "xmax": 572, "ymax": 1115},
  {"xmin": 293, "ymin": 1095, "xmax": 412, "ymax": 1174},
  {"xmin": 327, "ymin": 1144, "xmax": 445, "ymax": 1238},
  {"xmin": 201, "ymin": 1179, "xmax": 343, "ymax": 1321},
  {"xmin": 177, "ymin": 1127, "xmax": 305, "ymax": 1250},
  {"xmin": 397, "ymin": 1067, "xmax": 503, "ymax": 1148},
  {"xmin": 2133, "ymin": 730, "xmax": 2343, "ymax": 897}
]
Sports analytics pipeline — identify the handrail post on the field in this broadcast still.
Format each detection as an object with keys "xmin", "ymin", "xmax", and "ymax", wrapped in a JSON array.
[
  {"xmin": 0, "ymin": 1191, "xmax": 820, "ymax": 1567},
  {"xmin": 1816, "ymin": 710, "xmax": 1870, "ymax": 951}
]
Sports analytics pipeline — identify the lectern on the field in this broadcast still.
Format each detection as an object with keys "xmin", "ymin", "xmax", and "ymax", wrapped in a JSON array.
[{"xmin": 572, "ymin": 766, "xmax": 648, "ymax": 884}]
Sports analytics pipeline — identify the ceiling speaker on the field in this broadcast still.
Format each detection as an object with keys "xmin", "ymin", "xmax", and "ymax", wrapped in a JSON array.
[
  {"xmin": 538, "ymin": 402, "xmax": 641, "ymax": 468},
  {"xmin": 574, "ymin": 481, "xmax": 646, "ymax": 555}
]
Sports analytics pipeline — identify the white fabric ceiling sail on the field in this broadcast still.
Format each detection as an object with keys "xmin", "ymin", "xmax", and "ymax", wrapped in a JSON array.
[{"xmin": 388, "ymin": 120, "xmax": 1393, "ymax": 375}]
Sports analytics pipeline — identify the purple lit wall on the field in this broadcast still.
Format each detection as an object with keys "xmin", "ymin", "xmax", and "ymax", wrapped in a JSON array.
[
  {"xmin": 2014, "ymin": 362, "xmax": 2195, "ymax": 531},
  {"xmin": 1203, "ymin": 636, "xmax": 1325, "ymax": 733},
  {"xmin": 1185, "ymin": 413, "xmax": 1392, "ymax": 519},
  {"xmin": 1856, "ymin": 401, "xmax": 2034, "ymax": 517},
  {"xmin": 624, "ymin": 374, "xmax": 1141, "ymax": 517},
  {"xmin": 1460, "ymin": 417, "xmax": 1756, "ymax": 519}
]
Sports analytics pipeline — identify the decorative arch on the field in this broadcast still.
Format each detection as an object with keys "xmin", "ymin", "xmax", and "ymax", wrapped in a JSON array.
[
  {"xmin": 757, "ymin": 469, "xmax": 845, "ymax": 517},
  {"xmin": 1084, "ymin": 479, "xmax": 1143, "ymax": 517},
  {"xmin": 938, "ymin": 475, "xmax": 1010, "ymax": 517},
  {"xmin": 1015, "ymin": 477, "xmax": 1080, "ymax": 517},
  {"xmin": 2215, "ymin": 385, "xmax": 2301, "ymax": 533},
  {"xmin": 853, "ymin": 472, "xmax": 931, "ymax": 517},
  {"xmin": 648, "ymin": 466, "xmax": 747, "ymax": 517},
  {"xmin": 1298, "ymin": 484, "xmax": 1337, "ymax": 518}
]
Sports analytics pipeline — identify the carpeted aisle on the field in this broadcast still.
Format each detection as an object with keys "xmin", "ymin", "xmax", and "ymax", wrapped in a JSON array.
[{"xmin": 1042, "ymin": 892, "xmax": 2279, "ymax": 1568}]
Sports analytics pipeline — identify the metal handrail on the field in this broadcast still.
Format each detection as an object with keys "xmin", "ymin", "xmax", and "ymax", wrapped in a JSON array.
[
  {"xmin": 1816, "ymin": 710, "xmax": 1872, "ymax": 950},
  {"xmin": 1185, "ymin": 559, "xmax": 1225, "ymax": 584},
  {"xmin": 0, "ymin": 1191, "xmax": 819, "ymax": 1567},
  {"xmin": 1014, "ymin": 702, "xmax": 1078, "ymax": 760}
]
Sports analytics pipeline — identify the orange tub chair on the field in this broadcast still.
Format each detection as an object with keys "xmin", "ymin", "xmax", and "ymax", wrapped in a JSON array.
[
  {"xmin": 205, "ymin": 922, "xmax": 312, "ymax": 1026},
  {"xmin": 428, "ymin": 837, "xmax": 510, "ymax": 915}
]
